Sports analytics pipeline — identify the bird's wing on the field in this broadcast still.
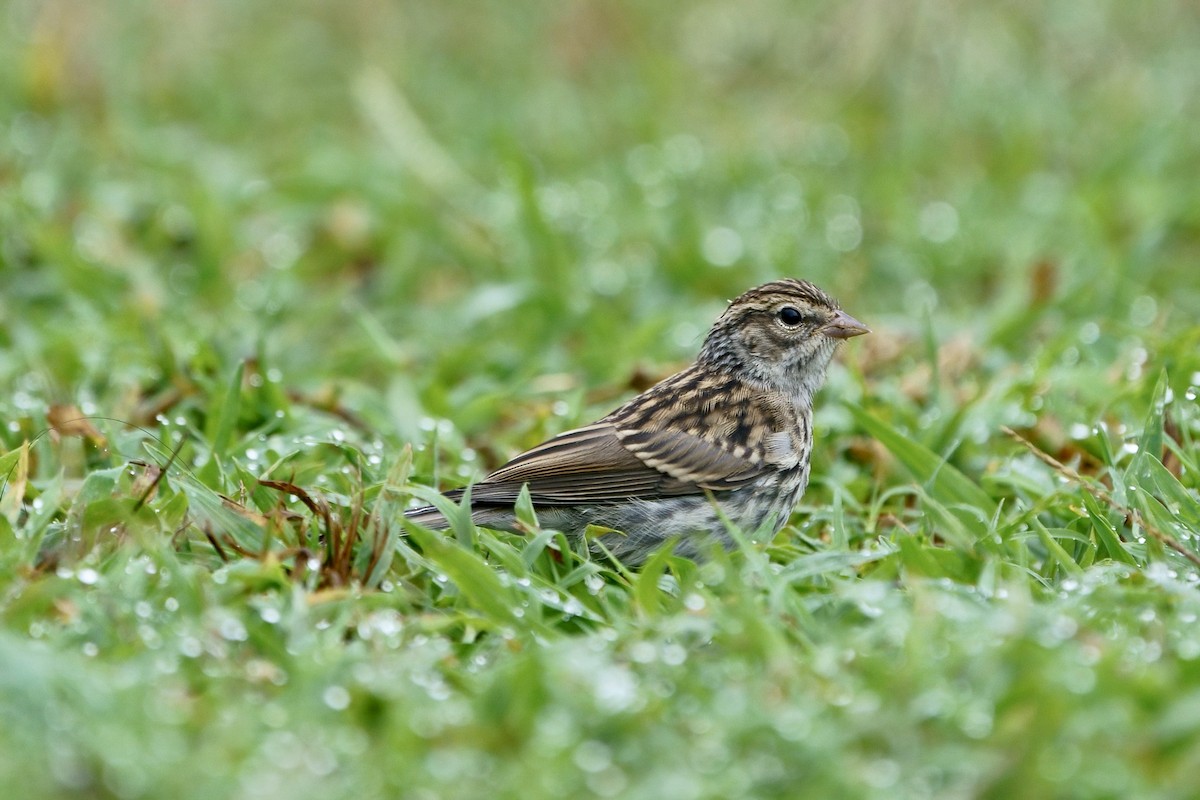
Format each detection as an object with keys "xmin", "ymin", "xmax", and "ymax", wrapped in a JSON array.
[
  {"xmin": 414, "ymin": 369, "xmax": 803, "ymax": 511},
  {"xmin": 457, "ymin": 412, "xmax": 778, "ymax": 508}
]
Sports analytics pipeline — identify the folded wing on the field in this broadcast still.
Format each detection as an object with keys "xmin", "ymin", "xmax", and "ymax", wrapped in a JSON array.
[{"xmin": 465, "ymin": 419, "xmax": 767, "ymax": 506}]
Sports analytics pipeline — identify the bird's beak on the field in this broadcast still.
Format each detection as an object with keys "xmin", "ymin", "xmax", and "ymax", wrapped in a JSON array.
[{"xmin": 821, "ymin": 310, "xmax": 871, "ymax": 340}]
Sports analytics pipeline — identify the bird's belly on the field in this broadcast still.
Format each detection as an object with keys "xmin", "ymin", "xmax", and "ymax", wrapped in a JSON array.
[{"xmin": 542, "ymin": 466, "xmax": 810, "ymax": 564}]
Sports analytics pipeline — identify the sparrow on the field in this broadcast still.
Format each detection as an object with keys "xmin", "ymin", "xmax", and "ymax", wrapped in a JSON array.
[{"xmin": 405, "ymin": 279, "xmax": 869, "ymax": 564}]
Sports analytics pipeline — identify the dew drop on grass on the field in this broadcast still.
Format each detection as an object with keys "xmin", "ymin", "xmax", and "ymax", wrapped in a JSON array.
[
  {"xmin": 323, "ymin": 685, "xmax": 351, "ymax": 711},
  {"xmin": 959, "ymin": 706, "xmax": 994, "ymax": 739},
  {"xmin": 82, "ymin": 642, "xmax": 98, "ymax": 657},
  {"xmin": 77, "ymin": 568, "xmax": 99, "ymax": 585},
  {"xmin": 864, "ymin": 759, "xmax": 901, "ymax": 790},
  {"xmin": 825, "ymin": 213, "xmax": 862, "ymax": 252},
  {"xmin": 661, "ymin": 643, "xmax": 687, "ymax": 666},
  {"xmin": 1130, "ymin": 295, "xmax": 1158, "ymax": 327},
  {"xmin": 1178, "ymin": 638, "xmax": 1200, "ymax": 660},
  {"xmin": 918, "ymin": 201, "xmax": 958, "ymax": 243},
  {"xmin": 630, "ymin": 641, "xmax": 656, "ymax": 663},
  {"xmin": 139, "ymin": 625, "xmax": 162, "ymax": 650},
  {"xmin": 702, "ymin": 226, "xmax": 743, "ymax": 266},
  {"xmin": 664, "ymin": 133, "xmax": 703, "ymax": 174},
  {"xmin": 219, "ymin": 617, "xmax": 248, "ymax": 642},
  {"xmin": 573, "ymin": 740, "xmax": 613, "ymax": 773}
]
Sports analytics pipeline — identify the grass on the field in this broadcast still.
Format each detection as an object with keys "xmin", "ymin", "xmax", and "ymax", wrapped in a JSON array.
[{"xmin": 2, "ymin": 1, "xmax": 1200, "ymax": 797}]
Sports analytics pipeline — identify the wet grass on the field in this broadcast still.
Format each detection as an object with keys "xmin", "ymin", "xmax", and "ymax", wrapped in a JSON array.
[{"xmin": 2, "ymin": 2, "xmax": 1200, "ymax": 798}]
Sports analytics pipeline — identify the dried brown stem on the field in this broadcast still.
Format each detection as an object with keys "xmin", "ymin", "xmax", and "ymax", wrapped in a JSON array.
[{"xmin": 1002, "ymin": 426, "xmax": 1200, "ymax": 570}]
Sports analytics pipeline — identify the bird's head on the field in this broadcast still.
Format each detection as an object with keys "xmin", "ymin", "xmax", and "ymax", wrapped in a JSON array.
[{"xmin": 698, "ymin": 278, "xmax": 869, "ymax": 400}]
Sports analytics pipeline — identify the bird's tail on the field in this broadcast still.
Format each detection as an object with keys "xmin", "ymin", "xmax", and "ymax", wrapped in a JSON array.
[{"xmin": 402, "ymin": 505, "xmax": 451, "ymax": 528}]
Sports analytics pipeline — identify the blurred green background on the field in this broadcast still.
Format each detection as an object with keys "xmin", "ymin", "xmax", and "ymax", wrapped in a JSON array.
[
  {"xmin": 3, "ymin": 2, "xmax": 1200, "ymax": 798},
  {"xmin": 4, "ymin": 1, "xmax": 1197, "ymax": 427}
]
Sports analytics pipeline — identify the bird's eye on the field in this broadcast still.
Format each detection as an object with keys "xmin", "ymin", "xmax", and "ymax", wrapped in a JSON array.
[{"xmin": 777, "ymin": 306, "xmax": 804, "ymax": 326}]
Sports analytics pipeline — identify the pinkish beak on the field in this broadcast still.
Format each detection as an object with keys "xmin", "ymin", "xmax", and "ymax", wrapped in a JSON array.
[{"xmin": 821, "ymin": 310, "xmax": 871, "ymax": 340}]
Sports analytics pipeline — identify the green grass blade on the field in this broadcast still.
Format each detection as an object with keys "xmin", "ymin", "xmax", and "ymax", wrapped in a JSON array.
[{"xmin": 848, "ymin": 404, "xmax": 996, "ymax": 514}]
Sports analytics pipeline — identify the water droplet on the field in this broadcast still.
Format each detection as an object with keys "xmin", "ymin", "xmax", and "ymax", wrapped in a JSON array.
[
  {"xmin": 573, "ymin": 740, "xmax": 613, "ymax": 773},
  {"xmin": 825, "ymin": 213, "xmax": 862, "ymax": 252},
  {"xmin": 702, "ymin": 227, "xmax": 743, "ymax": 267},
  {"xmin": 323, "ymin": 685, "xmax": 351, "ymax": 710},
  {"xmin": 918, "ymin": 201, "xmax": 958, "ymax": 243},
  {"xmin": 1130, "ymin": 295, "xmax": 1158, "ymax": 327}
]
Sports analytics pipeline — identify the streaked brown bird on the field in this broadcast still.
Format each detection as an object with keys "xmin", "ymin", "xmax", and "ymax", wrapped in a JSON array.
[{"xmin": 405, "ymin": 279, "xmax": 869, "ymax": 563}]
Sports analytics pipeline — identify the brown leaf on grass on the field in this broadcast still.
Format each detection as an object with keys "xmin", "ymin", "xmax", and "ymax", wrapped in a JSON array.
[
  {"xmin": 130, "ymin": 462, "xmax": 163, "ymax": 505},
  {"xmin": 46, "ymin": 405, "xmax": 107, "ymax": 446},
  {"xmin": 219, "ymin": 495, "xmax": 272, "ymax": 529},
  {"xmin": 53, "ymin": 598, "xmax": 80, "ymax": 625},
  {"xmin": 844, "ymin": 436, "xmax": 892, "ymax": 482},
  {"xmin": 855, "ymin": 326, "xmax": 909, "ymax": 376},
  {"xmin": 937, "ymin": 335, "xmax": 979, "ymax": 384},
  {"xmin": 285, "ymin": 389, "xmax": 369, "ymax": 431},
  {"xmin": 259, "ymin": 479, "xmax": 325, "ymax": 517},
  {"xmin": 1030, "ymin": 258, "xmax": 1059, "ymax": 305},
  {"xmin": 896, "ymin": 335, "xmax": 980, "ymax": 404},
  {"xmin": 1163, "ymin": 412, "xmax": 1184, "ymax": 478}
]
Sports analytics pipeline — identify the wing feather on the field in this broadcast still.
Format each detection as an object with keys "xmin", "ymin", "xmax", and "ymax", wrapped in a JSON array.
[
  {"xmin": 451, "ymin": 415, "xmax": 767, "ymax": 508},
  {"xmin": 408, "ymin": 370, "xmax": 802, "ymax": 519}
]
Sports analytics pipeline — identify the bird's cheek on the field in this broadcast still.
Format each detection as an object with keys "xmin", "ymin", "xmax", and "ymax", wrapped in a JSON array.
[{"xmin": 744, "ymin": 334, "xmax": 769, "ymax": 358}]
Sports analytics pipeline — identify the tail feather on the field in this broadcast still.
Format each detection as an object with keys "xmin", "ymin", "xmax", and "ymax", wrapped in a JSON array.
[{"xmin": 403, "ymin": 505, "xmax": 451, "ymax": 528}]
